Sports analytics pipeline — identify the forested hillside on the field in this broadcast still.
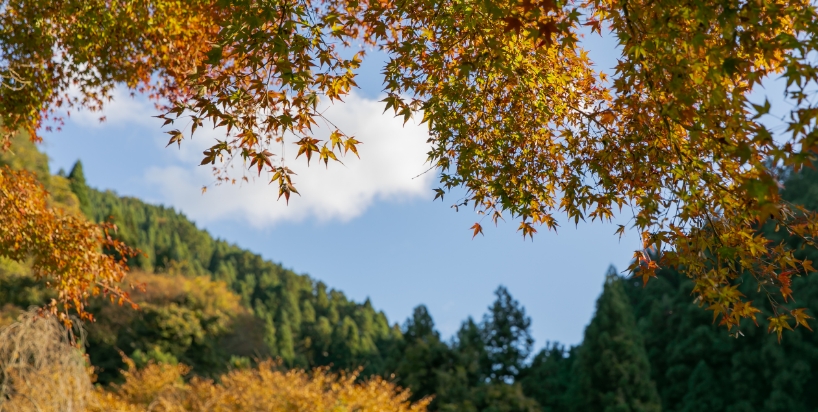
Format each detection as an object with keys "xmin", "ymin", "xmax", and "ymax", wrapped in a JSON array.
[
  {"xmin": 1, "ymin": 136, "xmax": 401, "ymax": 383},
  {"xmin": 79, "ymin": 165, "xmax": 405, "ymax": 381},
  {"xmin": 3, "ymin": 137, "xmax": 818, "ymax": 411}
]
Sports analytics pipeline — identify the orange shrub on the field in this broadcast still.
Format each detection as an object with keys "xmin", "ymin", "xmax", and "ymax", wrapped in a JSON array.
[{"xmin": 93, "ymin": 360, "xmax": 431, "ymax": 412}]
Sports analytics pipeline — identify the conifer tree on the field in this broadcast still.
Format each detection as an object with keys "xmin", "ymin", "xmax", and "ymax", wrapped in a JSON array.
[
  {"xmin": 433, "ymin": 317, "xmax": 485, "ymax": 411},
  {"xmin": 67, "ymin": 160, "xmax": 92, "ymax": 217},
  {"xmin": 680, "ymin": 361, "xmax": 723, "ymax": 412},
  {"xmin": 456, "ymin": 317, "xmax": 488, "ymax": 381},
  {"xmin": 391, "ymin": 305, "xmax": 451, "ymax": 408},
  {"xmin": 433, "ymin": 315, "xmax": 540, "ymax": 412},
  {"xmin": 431, "ymin": 289, "xmax": 540, "ymax": 412},
  {"xmin": 572, "ymin": 266, "xmax": 661, "ymax": 412},
  {"xmin": 405, "ymin": 305, "xmax": 438, "ymax": 342},
  {"xmin": 482, "ymin": 286, "xmax": 534, "ymax": 383},
  {"xmin": 520, "ymin": 343, "xmax": 576, "ymax": 412}
]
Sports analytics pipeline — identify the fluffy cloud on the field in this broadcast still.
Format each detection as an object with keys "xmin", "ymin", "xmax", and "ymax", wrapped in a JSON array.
[
  {"xmin": 68, "ymin": 88, "xmax": 158, "ymax": 129},
  {"xmin": 84, "ymin": 90, "xmax": 435, "ymax": 226}
]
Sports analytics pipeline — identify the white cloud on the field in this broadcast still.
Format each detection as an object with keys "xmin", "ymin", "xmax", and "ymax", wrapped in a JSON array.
[
  {"xmin": 67, "ymin": 87, "xmax": 158, "ymax": 129},
  {"xmin": 83, "ymin": 90, "xmax": 436, "ymax": 226}
]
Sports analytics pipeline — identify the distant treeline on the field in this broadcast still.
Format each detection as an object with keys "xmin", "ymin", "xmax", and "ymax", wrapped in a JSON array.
[{"xmin": 1, "ymin": 137, "xmax": 818, "ymax": 411}]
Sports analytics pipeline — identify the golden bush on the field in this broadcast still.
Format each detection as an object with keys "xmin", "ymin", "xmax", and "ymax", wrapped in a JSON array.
[{"xmin": 95, "ymin": 360, "xmax": 431, "ymax": 412}]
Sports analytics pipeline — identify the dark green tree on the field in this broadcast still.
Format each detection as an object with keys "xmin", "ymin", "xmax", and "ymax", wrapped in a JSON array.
[
  {"xmin": 405, "ymin": 305, "xmax": 438, "ymax": 341},
  {"xmin": 622, "ymin": 257, "xmax": 818, "ymax": 411},
  {"xmin": 679, "ymin": 361, "xmax": 722, "ymax": 412},
  {"xmin": 430, "ymin": 287, "xmax": 540, "ymax": 412},
  {"xmin": 434, "ymin": 318, "xmax": 485, "ymax": 412},
  {"xmin": 434, "ymin": 316, "xmax": 539, "ymax": 412},
  {"xmin": 482, "ymin": 286, "xmax": 533, "ymax": 383},
  {"xmin": 572, "ymin": 266, "xmax": 661, "ymax": 412},
  {"xmin": 391, "ymin": 305, "xmax": 452, "ymax": 408},
  {"xmin": 67, "ymin": 160, "xmax": 92, "ymax": 216},
  {"xmin": 520, "ymin": 343, "xmax": 576, "ymax": 412},
  {"xmin": 619, "ymin": 162, "xmax": 818, "ymax": 411}
]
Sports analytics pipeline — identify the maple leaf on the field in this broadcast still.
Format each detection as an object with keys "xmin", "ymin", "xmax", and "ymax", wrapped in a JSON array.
[
  {"xmin": 471, "ymin": 222, "xmax": 484, "ymax": 238},
  {"xmin": 518, "ymin": 221, "xmax": 537, "ymax": 240},
  {"xmin": 165, "ymin": 130, "xmax": 184, "ymax": 148},
  {"xmin": 792, "ymin": 308, "xmax": 813, "ymax": 331},
  {"xmin": 502, "ymin": 17, "xmax": 523, "ymax": 33},
  {"xmin": 249, "ymin": 150, "xmax": 275, "ymax": 176},
  {"xmin": 767, "ymin": 315, "xmax": 794, "ymax": 343},
  {"xmin": 536, "ymin": 21, "xmax": 559, "ymax": 48},
  {"xmin": 583, "ymin": 19, "xmax": 602, "ymax": 36},
  {"xmin": 433, "ymin": 188, "xmax": 445, "ymax": 201}
]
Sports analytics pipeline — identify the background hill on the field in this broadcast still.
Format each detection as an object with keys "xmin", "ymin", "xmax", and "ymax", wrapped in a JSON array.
[{"xmin": 1, "ymin": 135, "xmax": 400, "ymax": 383}]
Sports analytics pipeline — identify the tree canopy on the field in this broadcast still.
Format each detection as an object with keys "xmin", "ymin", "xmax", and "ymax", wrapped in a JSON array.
[{"xmin": 1, "ymin": 0, "xmax": 818, "ymax": 336}]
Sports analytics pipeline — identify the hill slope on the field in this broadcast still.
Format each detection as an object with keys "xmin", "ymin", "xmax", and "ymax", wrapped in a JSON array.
[{"xmin": 0, "ymin": 137, "xmax": 401, "ymax": 383}]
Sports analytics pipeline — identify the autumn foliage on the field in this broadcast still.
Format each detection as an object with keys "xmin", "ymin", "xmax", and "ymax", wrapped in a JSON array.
[
  {"xmin": 92, "ymin": 360, "xmax": 430, "ymax": 412},
  {"xmin": 0, "ymin": 167, "xmax": 137, "ymax": 323},
  {"xmin": 0, "ymin": 0, "xmax": 220, "ymax": 145}
]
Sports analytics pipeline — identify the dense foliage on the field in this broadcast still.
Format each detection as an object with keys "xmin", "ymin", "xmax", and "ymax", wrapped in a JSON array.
[
  {"xmin": 0, "ymin": 143, "xmax": 559, "ymax": 408},
  {"xmin": 390, "ymin": 165, "xmax": 818, "ymax": 411},
  {"xmin": 0, "ymin": 139, "xmax": 398, "ymax": 383}
]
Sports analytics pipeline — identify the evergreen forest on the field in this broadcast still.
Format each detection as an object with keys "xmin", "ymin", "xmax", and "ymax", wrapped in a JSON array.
[{"xmin": 3, "ymin": 136, "xmax": 818, "ymax": 411}]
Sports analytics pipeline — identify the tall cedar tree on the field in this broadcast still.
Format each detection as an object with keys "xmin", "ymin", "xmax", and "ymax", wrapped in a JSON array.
[
  {"xmin": 67, "ymin": 161, "xmax": 92, "ymax": 217},
  {"xmin": 391, "ymin": 305, "xmax": 451, "ymax": 409},
  {"xmin": 433, "ymin": 287, "xmax": 540, "ymax": 412},
  {"xmin": 519, "ymin": 343, "xmax": 576, "ymax": 411},
  {"xmin": 482, "ymin": 286, "xmax": 534, "ymax": 382},
  {"xmin": 431, "ymin": 318, "xmax": 485, "ymax": 411},
  {"xmin": 572, "ymin": 266, "xmax": 661, "ymax": 412}
]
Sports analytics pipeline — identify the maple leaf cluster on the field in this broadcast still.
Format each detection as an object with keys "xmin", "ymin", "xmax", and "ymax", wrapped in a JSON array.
[{"xmin": 0, "ymin": 167, "xmax": 138, "ymax": 324}]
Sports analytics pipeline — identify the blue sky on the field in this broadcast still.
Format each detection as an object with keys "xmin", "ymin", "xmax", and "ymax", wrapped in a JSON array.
[{"xmin": 41, "ymin": 30, "xmax": 644, "ymax": 349}]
